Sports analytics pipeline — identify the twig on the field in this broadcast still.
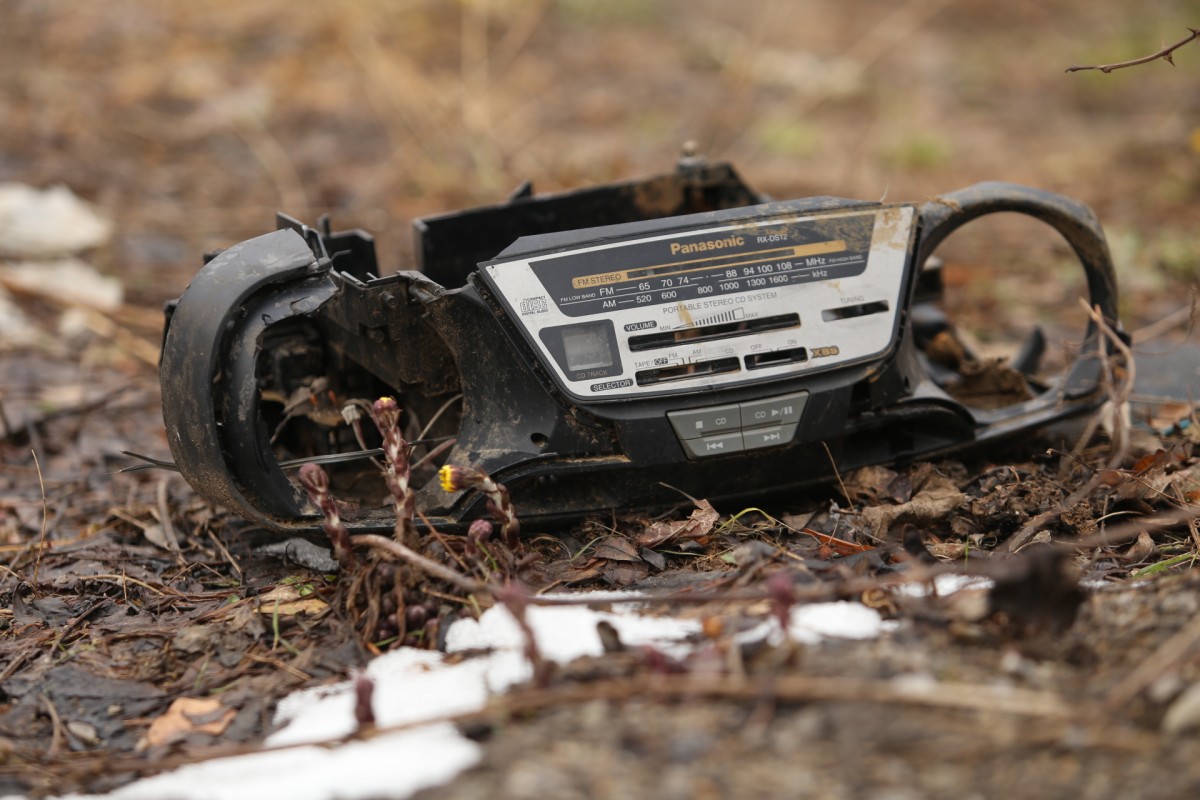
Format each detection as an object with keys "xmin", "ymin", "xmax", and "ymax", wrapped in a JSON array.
[
  {"xmin": 1105, "ymin": 612, "xmax": 1200, "ymax": 711},
  {"xmin": 244, "ymin": 651, "xmax": 312, "ymax": 682},
  {"xmin": 1066, "ymin": 506, "xmax": 1200, "ymax": 553},
  {"xmin": 155, "ymin": 477, "xmax": 184, "ymax": 566},
  {"xmin": 51, "ymin": 597, "xmax": 108, "ymax": 649},
  {"xmin": 30, "ymin": 450, "xmax": 49, "ymax": 592},
  {"xmin": 81, "ymin": 574, "xmax": 186, "ymax": 597},
  {"xmin": 206, "ymin": 526, "xmax": 242, "ymax": 582},
  {"xmin": 1130, "ymin": 293, "xmax": 1198, "ymax": 344},
  {"xmin": 70, "ymin": 307, "xmax": 161, "ymax": 368},
  {"xmin": 1067, "ymin": 28, "xmax": 1200, "ymax": 73},
  {"xmin": 350, "ymin": 534, "xmax": 487, "ymax": 594},
  {"xmin": 0, "ymin": 393, "xmax": 12, "ymax": 439},
  {"xmin": 9, "ymin": 386, "xmax": 137, "ymax": 445},
  {"xmin": 40, "ymin": 695, "xmax": 66, "ymax": 759},
  {"xmin": 800, "ymin": 527, "xmax": 874, "ymax": 555},
  {"xmin": 820, "ymin": 440, "xmax": 852, "ymax": 506}
]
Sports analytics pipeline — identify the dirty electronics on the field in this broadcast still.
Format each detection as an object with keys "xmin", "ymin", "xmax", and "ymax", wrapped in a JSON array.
[{"xmin": 159, "ymin": 159, "xmax": 1123, "ymax": 534}]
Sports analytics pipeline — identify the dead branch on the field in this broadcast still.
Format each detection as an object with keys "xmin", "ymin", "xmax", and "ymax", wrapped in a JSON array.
[
  {"xmin": 1067, "ymin": 28, "xmax": 1200, "ymax": 74},
  {"xmin": 350, "ymin": 533, "xmax": 487, "ymax": 594},
  {"xmin": 1067, "ymin": 505, "xmax": 1200, "ymax": 553},
  {"xmin": 1105, "ymin": 612, "xmax": 1200, "ymax": 711}
]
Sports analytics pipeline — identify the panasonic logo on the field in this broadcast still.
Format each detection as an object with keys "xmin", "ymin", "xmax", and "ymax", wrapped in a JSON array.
[{"xmin": 670, "ymin": 235, "xmax": 744, "ymax": 256}]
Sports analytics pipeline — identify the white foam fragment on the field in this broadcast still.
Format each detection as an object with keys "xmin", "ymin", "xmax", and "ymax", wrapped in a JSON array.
[
  {"xmin": 896, "ymin": 573, "xmax": 992, "ymax": 597},
  {"xmin": 59, "ymin": 593, "xmax": 889, "ymax": 800},
  {"xmin": 788, "ymin": 600, "xmax": 888, "ymax": 643},
  {"xmin": 0, "ymin": 284, "xmax": 37, "ymax": 347},
  {"xmin": 88, "ymin": 726, "xmax": 479, "ymax": 800},
  {"xmin": 0, "ymin": 258, "xmax": 123, "ymax": 312},
  {"xmin": 0, "ymin": 183, "xmax": 112, "ymax": 257},
  {"xmin": 445, "ymin": 596, "xmax": 702, "ymax": 661}
]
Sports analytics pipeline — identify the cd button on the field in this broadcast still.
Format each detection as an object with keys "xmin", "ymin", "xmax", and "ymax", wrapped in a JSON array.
[
  {"xmin": 667, "ymin": 404, "xmax": 742, "ymax": 440},
  {"xmin": 739, "ymin": 392, "xmax": 809, "ymax": 429}
]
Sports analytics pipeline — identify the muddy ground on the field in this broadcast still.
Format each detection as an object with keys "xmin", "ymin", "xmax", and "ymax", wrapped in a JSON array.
[{"xmin": 3, "ymin": 1, "xmax": 1200, "ymax": 797}]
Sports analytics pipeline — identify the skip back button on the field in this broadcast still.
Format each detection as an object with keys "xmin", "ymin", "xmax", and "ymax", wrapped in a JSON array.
[{"xmin": 682, "ymin": 431, "xmax": 745, "ymax": 459}]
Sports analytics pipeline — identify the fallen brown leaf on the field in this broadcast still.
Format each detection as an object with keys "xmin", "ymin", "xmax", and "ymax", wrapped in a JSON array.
[
  {"xmin": 256, "ymin": 584, "xmax": 329, "ymax": 617},
  {"xmin": 638, "ymin": 500, "xmax": 720, "ymax": 548},
  {"xmin": 860, "ymin": 472, "xmax": 966, "ymax": 539},
  {"xmin": 143, "ymin": 697, "xmax": 235, "ymax": 749},
  {"xmin": 593, "ymin": 535, "xmax": 643, "ymax": 562}
]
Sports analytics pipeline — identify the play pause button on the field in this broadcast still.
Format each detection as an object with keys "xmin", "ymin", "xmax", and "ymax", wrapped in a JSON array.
[{"xmin": 738, "ymin": 391, "xmax": 808, "ymax": 427}]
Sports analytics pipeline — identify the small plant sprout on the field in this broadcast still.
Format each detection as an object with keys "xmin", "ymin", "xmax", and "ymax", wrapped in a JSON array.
[
  {"xmin": 465, "ymin": 518, "xmax": 493, "ymax": 557},
  {"xmin": 352, "ymin": 670, "xmax": 376, "ymax": 729},
  {"xmin": 438, "ymin": 464, "xmax": 520, "ymax": 548},
  {"xmin": 369, "ymin": 396, "xmax": 418, "ymax": 549},
  {"xmin": 297, "ymin": 463, "xmax": 358, "ymax": 570},
  {"xmin": 766, "ymin": 570, "xmax": 797, "ymax": 637}
]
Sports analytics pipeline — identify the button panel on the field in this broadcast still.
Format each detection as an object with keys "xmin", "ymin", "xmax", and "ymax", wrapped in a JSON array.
[{"xmin": 668, "ymin": 391, "xmax": 809, "ymax": 458}]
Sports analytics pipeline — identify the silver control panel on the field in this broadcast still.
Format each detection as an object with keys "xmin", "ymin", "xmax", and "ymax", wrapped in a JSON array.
[{"xmin": 481, "ymin": 205, "xmax": 916, "ymax": 402}]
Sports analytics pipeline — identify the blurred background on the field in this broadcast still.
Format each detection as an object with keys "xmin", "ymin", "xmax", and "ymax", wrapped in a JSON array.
[
  {"xmin": 1, "ymin": 0, "xmax": 1199, "ymax": 473},
  {"xmin": 2, "ymin": 0, "xmax": 1198, "ymax": 300}
]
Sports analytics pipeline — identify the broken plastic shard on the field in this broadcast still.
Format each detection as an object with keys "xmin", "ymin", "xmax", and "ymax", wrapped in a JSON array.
[
  {"xmin": 0, "ymin": 284, "xmax": 37, "ymax": 347},
  {"xmin": 1, "ymin": 258, "xmax": 123, "ymax": 311},
  {"xmin": 0, "ymin": 183, "xmax": 112, "ymax": 257},
  {"xmin": 1132, "ymin": 341, "xmax": 1200, "ymax": 420}
]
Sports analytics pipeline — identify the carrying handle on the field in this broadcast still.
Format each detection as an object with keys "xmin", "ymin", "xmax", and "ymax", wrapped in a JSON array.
[{"xmin": 916, "ymin": 182, "xmax": 1120, "ymax": 332}]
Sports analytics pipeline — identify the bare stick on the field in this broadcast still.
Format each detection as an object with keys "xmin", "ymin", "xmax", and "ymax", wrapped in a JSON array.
[
  {"xmin": 1106, "ymin": 613, "xmax": 1200, "ymax": 711},
  {"xmin": 1067, "ymin": 28, "xmax": 1200, "ymax": 73},
  {"xmin": 1066, "ymin": 505, "xmax": 1200, "ymax": 553},
  {"xmin": 29, "ymin": 450, "xmax": 49, "ymax": 591},
  {"xmin": 351, "ymin": 534, "xmax": 486, "ymax": 594},
  {"xmin": 820, "ymin": 440, "xmax": 852, "ymax": 506}
]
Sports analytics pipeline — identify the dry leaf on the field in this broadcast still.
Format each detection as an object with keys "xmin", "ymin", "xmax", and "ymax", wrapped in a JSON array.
[
  {"xmin": 860, "ymin": 473, "xmax": 966, "ymax": 538},
  {"xmin": 256, "ymin": 584, "xmax": 329, "ymax": 616},
  {"xmin": 1122, "ymin": 530, "xmax": 1156, "ymax": 564},
  {"xmin": 842, "ymin": 465, "xmax": 900, "ymax": 504},
  {"xmin": 638, "ymin": 499, "xmax": 720, "ymax": 548},
  {"xmin": 593, "ymin": 535, "xmax": 642, "ymax": 562},
  {"xmin": 144, "ymin": 697, "xmax": 235, "ymax": 749},
  {"xmin": 601, "ymin": 560, "xmax": 650, "ymax": 586}
]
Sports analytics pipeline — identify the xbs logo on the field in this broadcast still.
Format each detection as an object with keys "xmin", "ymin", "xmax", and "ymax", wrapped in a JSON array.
[{"xmin": 519, "ymin": 296, "xmax": 549, "ymax": 315}]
